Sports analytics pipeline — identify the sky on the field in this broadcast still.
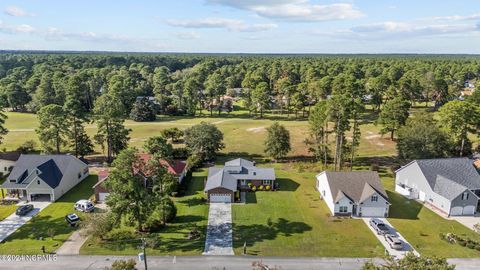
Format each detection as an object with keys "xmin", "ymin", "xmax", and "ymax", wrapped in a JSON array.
[{"xmin": 0, "ymin": 0, "xmax": 479, "ymax": 53}]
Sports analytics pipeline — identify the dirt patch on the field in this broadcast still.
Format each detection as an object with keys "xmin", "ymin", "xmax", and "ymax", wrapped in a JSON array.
[{"xmin": 246, "ymin": 127, "xmax": 266, "ymax": 133}]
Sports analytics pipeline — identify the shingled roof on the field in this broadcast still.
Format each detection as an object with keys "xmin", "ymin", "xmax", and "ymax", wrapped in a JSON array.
[
  {"xmin": 399, "ymin": 158, "xmax": 480, "ymax": 200},
  {"xmin": 2, "ymin": 154, "xmax": 84, "ymax": 189},
  {"xmin": 320, "ymin": 171, "xmax": 389, "ymax": 203}
]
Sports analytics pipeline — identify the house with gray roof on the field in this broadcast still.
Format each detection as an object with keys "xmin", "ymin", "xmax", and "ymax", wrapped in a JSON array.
[
  {"xmin": 0, "ymin": 154, "xmax": 89, "ymax": 202},
  {"xmin": 316, "ymin": 171, "xmax": 390, "ymax": 217},
  {"xmin": 204, "ymin": 158, "xmax": 275, "ymax": 203},
  {"xmin": 395, "ymin": 158, "xmax": 480, "ymax": 216}
]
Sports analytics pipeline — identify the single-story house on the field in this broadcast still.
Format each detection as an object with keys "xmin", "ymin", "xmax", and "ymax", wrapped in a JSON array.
[
  {"xmin": 395, "ymin": 158, "xmax": 480, "ymax": 216},
  {"xmin": 0, "ymin": 151, "xmax": 21, "ymax": 175},
  {"xmin": 92, "ymin": 154, "xmax": 187, "ymax": 202},
  {"xmin": 316, "ymin": 171, "xmax": 390, "ymax": 217},
  {"xmin": 0, "ymin": 154, "xmax": 89, "ymax": 202},
  {"xmin": 204, "ymin": 158, "xmax": 276, "ymax": 203}
]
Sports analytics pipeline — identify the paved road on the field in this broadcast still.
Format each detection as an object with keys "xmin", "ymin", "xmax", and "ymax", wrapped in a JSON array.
[
  {"xmin": 203, "ymin": 203, "xmax": 234, "ymax": 255},
  {"xmin": 0, "ymin": 201, "xmax": 50, "ymax": 242},
  {"xmin": 0, "ymin": 255, "xmax": 478, "ymax": 270},
  {"xmin": 362, "ymin": 218, "xmax": 419, "ymax": 259}
]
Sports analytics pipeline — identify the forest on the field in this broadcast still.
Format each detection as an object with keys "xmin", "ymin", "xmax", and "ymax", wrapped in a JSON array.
[{"xmin": 0, "ymin": 52, "xmax": 479, "ymax": 168}]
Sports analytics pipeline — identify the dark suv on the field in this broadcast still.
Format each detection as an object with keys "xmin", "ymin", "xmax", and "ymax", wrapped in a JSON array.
[
  {"xmin": 16, "ymin": 204, "xmax": 34, "ymax": 216},
  {"xmin": 369, "ymin": 218, "xmax": 389, "ymax": 235}
]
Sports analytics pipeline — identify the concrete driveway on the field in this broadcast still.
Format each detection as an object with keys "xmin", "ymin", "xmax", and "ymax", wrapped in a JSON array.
[
  {"xmin": 203, "ymin": 203, "xmax": 234, "ymax": 255},
  {"xmin": 0, "ymin": 201, "xmax": 51, "ymax": 242},
  {"xmin": 362, "ymin": 218, "xmax": 419, "ymax": 259},
  {"xmin": 448, "ymin": 216, "xmax": 480, "ymax": 232}
]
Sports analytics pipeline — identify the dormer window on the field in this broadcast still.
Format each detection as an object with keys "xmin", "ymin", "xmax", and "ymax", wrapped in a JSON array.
[
  {"xmin": 371, "ymin": 195, "xmax": 378, "ymax": 202},
  {"xmin": 462, "ymin": 192, "xmax": 469, "ymax": 200},
  {"xmin": 37, "ymin": 180, "xmax": 40, "ymax": 185}
]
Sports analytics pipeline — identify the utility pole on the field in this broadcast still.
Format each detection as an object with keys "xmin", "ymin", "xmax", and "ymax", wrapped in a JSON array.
[{"xmin": 141, "ymin": 238, "xmax": 148, "ymax": 270}]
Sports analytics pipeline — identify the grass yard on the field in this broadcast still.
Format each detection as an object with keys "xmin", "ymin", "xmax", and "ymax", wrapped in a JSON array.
[
  {"xmin": 232, "ymin": 163, "xmax": 384, "ymax": 257},
  {"xmin": 0, "ymin": 175, "xmax": 97, "ymax": 254},
  {"xmin": 0, "ymin": 204, "xmax": 16, "ymax": 221},
  {"xmin": 381, "ymin": 174, "xmax": 480, "ymax": 258},
  {"xmin": 80, "ymin": 169, "xmax": 209, "ymax": 255}
]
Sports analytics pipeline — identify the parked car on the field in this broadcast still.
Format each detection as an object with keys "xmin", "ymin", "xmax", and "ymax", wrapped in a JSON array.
[
  {"xmin": 74, "ymin": 199, "xmax": 94, "ymax": 213},
  {"xmin": 385, "ymin": 234, "xmax": 403, "ymax": 250},
  {"xmin": 369, "ymin": 218, "xmax": 389, "ymax": 235},
  {"xmin": 65, "ymin": 213, "xmax": 80, "ymax": 227},
  {"xmin": 15, "ymin": 204, "xmax": 34, "ymax": 216}
]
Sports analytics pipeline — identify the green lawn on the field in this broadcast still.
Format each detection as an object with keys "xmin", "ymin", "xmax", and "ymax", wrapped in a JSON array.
[
  {"xmin": 0, "ymin": 175, "xmax": 97, "ymax": 254},
  {"xmin": 0, "ymin": 204, "xmax": 16, "ymax": 221},
  {"xmin": 232, "ymin": 164, "xmax": 384, "ymax": 257},
  {"xmin": 80, "ymin": 169, "xmax": 209, "ymax": 255},
  {"xmin": 381, "ymin": 175, "xmax": 480, "ymax": 258}
]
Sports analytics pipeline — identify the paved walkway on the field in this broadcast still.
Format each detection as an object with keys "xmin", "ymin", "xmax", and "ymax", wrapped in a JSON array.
[
  {"xmin": 56, "ymin": 230, "xmax": 87, "ymax": 255},
  {"xmin": 448, "ymin": 216, "xmax": 480, "ymax": 232},
  {"xmin": 0, "ymin": 201, "xmax": 51, "ymax": 242},
  {"xmin": 203, "ymin": 203, "xmax": 234, "ymax": 256},
  {"xmin": 362, "ymin": 218, "xmax": 419, "ymax": 259}
]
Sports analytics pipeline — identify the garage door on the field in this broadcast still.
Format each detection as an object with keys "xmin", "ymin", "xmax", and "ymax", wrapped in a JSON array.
[
  {"xmin": 361, "ymin": 207, "xmax": 385, "ymax": 217},
  {"xmin": 451, "ymin": 206, "xmax": 475, "ymax": 216},
  {"xmin": 30, "ymin": 194, "xmax": 52, "ymax": 202},
  {"xmin": 98, "ymin": 192, "xmax": 109, "ymax": 202},
  {"xmin": 210, "ymin": 193, "xmax": 231, "ymax": 203}
]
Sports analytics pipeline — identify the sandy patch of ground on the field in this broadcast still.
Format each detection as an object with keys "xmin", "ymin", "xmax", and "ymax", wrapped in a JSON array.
[{"xmin": 246, "ymin": 127, "xmax": 266, "ymax": 133}]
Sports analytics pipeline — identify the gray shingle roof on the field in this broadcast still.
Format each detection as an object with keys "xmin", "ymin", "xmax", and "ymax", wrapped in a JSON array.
[
  {"xmin": 205, "ymin": 159, "xmax": 275, "ymax": 192},
  {"xmin": 413, "ymin": 158, "xmax": 480, "ymax": 200},
  {"xmin": 320, "ymin": 171, "xmax": 388, "ymax": 203},
  {"xmin": 1, "ymin": 154, "xmax": 85, "ymax": 189}
]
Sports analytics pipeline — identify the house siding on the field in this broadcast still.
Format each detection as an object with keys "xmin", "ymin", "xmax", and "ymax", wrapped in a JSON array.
[
  {"xmin": 316, "ymin": 173, "xmax": 335, "ymax": 214},
  {"xmin": 450, "ymin": 189, "xmax": 478, "ymax": 215},
  {"xmin": 333, "ymin": 197, "xmax": 353, "ymax": 215},
  {"xmin": 26, "ymin": 176, "xmax": 54, "ymax": 200},
  {"xmin": 0, "ymin": 159, "xmax": 15, "ymax": 175}
]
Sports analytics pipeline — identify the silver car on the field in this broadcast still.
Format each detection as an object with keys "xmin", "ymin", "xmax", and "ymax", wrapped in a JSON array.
[{"xmin": 385, "ymin": 234, "xmax": 403, "ymax": 250}]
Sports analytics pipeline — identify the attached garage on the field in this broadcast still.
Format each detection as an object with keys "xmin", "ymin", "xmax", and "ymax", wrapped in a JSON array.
[
  {"xmin": 209, "ymin": 193, "xmax": 232, "ymax": 203},
  {"xmin": 451, "ymin": 205, "xmax": 476, "ymax": 216},
  {"xmin": 30, "ymin": 193, "xmax": 52, "ymax": 202},
  {"xmin": 360, "ymin": 207, "xmax": 387, "ymax": 217}
]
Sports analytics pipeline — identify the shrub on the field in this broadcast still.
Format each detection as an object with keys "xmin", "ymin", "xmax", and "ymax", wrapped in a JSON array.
[
  {"xmin": 475, "ymin": 245, "xmax": 480, "ymax": 251},
  {"xmin": 247, "ymin": 182, "xmax": 253, "ymax": 187},
  {"xmin": 258, "ymin": 185, "xmax": 264, "ymax": 191},
  {"xmin": 265, "ymin": 185, "xmax": 271, "ymax": 191},
  {"xmin": 458, "ymin": 240, "xmax": 467, "ymax": 246},
  {"xmin": 370, "ymin": 164, "xmax": 380, "ymax": 171},
  {"xmin": 467, "ymin": 243, "xmax": 476, "ymax": 249},
  {"xmin": 251, "ymin": 186, "xmax": 257, "ymax": 191}
]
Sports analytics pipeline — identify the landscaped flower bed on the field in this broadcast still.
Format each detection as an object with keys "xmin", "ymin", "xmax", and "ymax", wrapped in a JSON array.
[
  {"xmin": 247, "ymin": 183, "xmax": 272, "ymax": 192},
  {"xmin": 441, "ymin": 233, "xmax": 480, "ymax": 251}
]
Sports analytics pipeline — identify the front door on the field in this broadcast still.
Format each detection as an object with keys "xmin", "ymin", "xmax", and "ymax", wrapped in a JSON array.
[{"xmin": 352, "ymin": 205, "xmax": 357, "ymax": 216}]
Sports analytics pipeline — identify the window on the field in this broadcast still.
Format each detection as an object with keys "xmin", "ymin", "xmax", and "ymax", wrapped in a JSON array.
[
  {"xmin": 37, "ymin": 180, "xmax": 40, "ymax": 185},
  {"xmin": 78, "ymin": 173, "xmax": 81, "ymax": 179},
  {"xmin": 339, "ymin": 206, "xmax": 348, "ymax": 213},
  {"xmin": 322, "ymin": 190, "xmax": 325, "ymax": 197},
  {"xmin": 462, "ymin": 192, "xmax": 469, "ymax": 200},
  {"xmin": 371, "ymin": 195, "xmax": 378, "ymax": 202},
  {"xmin": 262, "ymin": 180, "xmax": 272, "ymax": 185},
  {"xmin": 3, "ymin": 167, "xmax": 7, "ymax": 171}
]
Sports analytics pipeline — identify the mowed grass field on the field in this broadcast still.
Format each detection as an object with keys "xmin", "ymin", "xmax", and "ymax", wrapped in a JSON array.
[{"xmin": 3, "ymin": 111, "xmax": 398, "ymax": 158}]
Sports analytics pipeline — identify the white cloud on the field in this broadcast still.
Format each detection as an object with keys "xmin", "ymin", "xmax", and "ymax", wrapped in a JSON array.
[
  {"xmin": 207, "ymin": 0, "xmax": 363, "ymax": 22},
  {"xmin": 4, "ymin": 6, "xmax": 35, "ymax": 17},
  {"xmin": 0, "ymin": 21, "xmax": 35, "ymax": 34},
  {"xmin": 174, "ymin": 31, "xmax": 201, "ymax": 40},
  {"xmin": 166, "ymin": 18, "xmax": 277, "ymax": 32},
  {"xmin": 45, "ymin": 27, "xmax": 131, "ymax": 43},
  {"xmin": 429, "ymin": 13, "xmax": 480, "ymax": 21}
]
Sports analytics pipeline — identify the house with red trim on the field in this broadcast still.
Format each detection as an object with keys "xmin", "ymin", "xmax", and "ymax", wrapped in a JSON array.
[{"xmin": 92, "ymin": 153, "xmax": 187, "ymax": 202}]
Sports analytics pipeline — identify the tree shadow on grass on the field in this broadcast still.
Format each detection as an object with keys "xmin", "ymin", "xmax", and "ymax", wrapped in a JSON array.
[
  {"xmin": 232, "ymin": 218, "xmax": 312, "ymax": 252},
  {"xmin": 276, "ymin": 178, "xmax": 300, "ymax": 191},
  {"xmin": 387, "ymin": 190, "xmax": 421, "ymax": 220},
  {"xmin": 172, "ymin": 215, "xmax": 206, "ymax": 224}
]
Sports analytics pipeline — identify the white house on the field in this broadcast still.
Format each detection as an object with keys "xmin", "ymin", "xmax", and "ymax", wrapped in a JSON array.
[
  {"xmin": 316, "ymin": 171, "xmax": 390, "ymax": 217},
  {"xmin": 0, "ymin": 154, "xmax": 89, "ymax": 202},
  {"xmin": 395, "ymin": 158, "xmax": 480, "ymax": 216}
]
